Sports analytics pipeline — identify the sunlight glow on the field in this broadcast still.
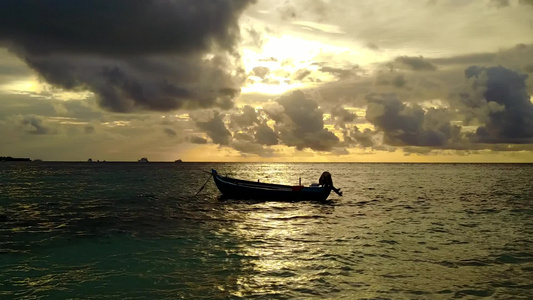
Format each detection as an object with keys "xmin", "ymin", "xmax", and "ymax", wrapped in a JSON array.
[
  {"xmin": 0, "ymin": 79, "xmax": 40, "ymax": 94},
  {"xmin": 49, "ymin": 117, "xmax": 88, "ymax": 126},
  {"xmin": 292, "ymin": 21, "xmax": 345, "ymax": 34},
  {"xmin": 241, "ymin": 81, "xmax": 303, "ymax": 95},
  {"xmin": 0, "ymin": 78, "xmax": 92, "ymax": 101},
  {"xmin": 240, "ymin": 34, "xmax": 352, "ymax": 95},
  {"xmin": 102, "ymin": 121, "xmax": 131, "ymax": 127}
]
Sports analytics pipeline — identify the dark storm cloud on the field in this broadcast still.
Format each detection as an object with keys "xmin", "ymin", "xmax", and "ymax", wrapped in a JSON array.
[
  {"xmin": 395, "ymin": 56, "xmax": 437, "ymax": 71},
  {"xmin": 194, "ymin": 112, "xmax": 232, "ymax": 145},
  {"xmin": 274, "ymin": 91, "xmax": 339, "ymax": 151},
  {"xmin": 365, "ymin": 94, "xmax": 461, "ymax": 147},
  {"xmin": 459, "ymin": 66, "xmax": 533, "ymax": 144},
  {"xmin": 0, "ymin": 0, "xmax": 251, "ymax": 55},
  {"xmin": 0, "ymin": 0, "xmax": 254, "ymax": 112}
]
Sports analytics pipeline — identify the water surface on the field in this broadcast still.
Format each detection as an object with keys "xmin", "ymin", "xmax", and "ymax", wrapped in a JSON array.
[{"xmin": 1, "ymin": 162, "xmax": 532, "ymax": 299}]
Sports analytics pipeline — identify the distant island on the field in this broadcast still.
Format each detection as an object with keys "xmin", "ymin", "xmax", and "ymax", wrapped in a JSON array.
[
  {"xmin": 138, "ymin": 157, "xmax": 149, "ymax": 163},
  {"xmin": 87, "ymin": 158, "xmax": 106, "ymax": 163},
  {"xmin": 175, "ymin": 159, "xmax": 183, "ymax": 163},
  {"xmin": 0, "ymin": 156, "xmax": 31, "ymax": 162}
]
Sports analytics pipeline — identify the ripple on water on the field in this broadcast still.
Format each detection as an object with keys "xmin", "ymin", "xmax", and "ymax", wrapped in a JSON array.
[{"xmin": 1, "ymin": 162, "xmax": 533, "ymax": 298}]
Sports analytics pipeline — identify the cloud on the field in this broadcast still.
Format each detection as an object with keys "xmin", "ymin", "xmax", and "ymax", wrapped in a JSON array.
[
  {"xmin": 254, "ymin": 124, "xmax": 278, "ymax": 145},
  {"xmin": 0, "ymin": 49, "xmax": 33, "ymax": 82},
  {"xmin": 21, "ymin": 116, "xmax": 49, "ymax": 135},
  {"xmin": 490, "ymin": 0, "xmax": 510, "ymax": 7},
  {"xmin": 234, "ymin": 132, "xmax": 254, "ymax": 141},
  {"xmin": 293, "ymin": 69, "xmax": 312, "ymax": 81},
  {"xmin": 0, "ymin": 0, "xmax": 251, "ymax": 55},
  {"xmin": 365, "ymin": 43, "xmax": 380, "ymax": 51},
  {"xmin": 193, "ymin": 111, "xmax": 232, "ymax": 145},
  {"xmin": 376, "ymin": 73, "xmax": 408, "ymax": 88},
  {"xmin": 251, "ymin": 66, "xmax": 270, "ymax": 79},
  {"xmin": 164, "ymin": 128, "xmax": 177, "ymax": 137},
  {"xmin": 244, "ymin": 26, "xmax": 265, "ymax": 49},
  {"xmin": 231, "ymin": 140, "xmax": 275, "ymax": 157},
  {"xmin": 458, "ymin": 66, "xmax": 533, "ymax": 144},
  {"xmin": 274, "ymin": 90, "xmax": 339, "ymax": 151},
  {"xmin": 84, "ymin": 126, "xmax": 95, "ymax": 134},
  {"xmin": 229, "ymin": 105, "xmax": 259, "ymax": 128},
  {"xmin": 208, "ymin": 91, "xmax": 340, "ymax": 154},
  {"xmin": 395, "ymin": 56, "xmax": 437, "ymax": 71},
  {"xmin": 319, "ymin": 66, "xmax": 358, "ymax": 80},
  {"xmin": 430, "ymin": 52, "xmax": 497, "ymax": 66},
  {"xmin": 262, "ymin": 101, "xmax": 286, "ymax": 122},
  {"xmin": 190, "ymin": 135, "xmax": 208, "ymax": 144},
  {"xmin": 365, "ymin": 93, "xmax": 462, "ymax": 147},
  {"xmin": 343, "ymin": 126, "xmax": 375, "ymax": 148},
  {"xmin": 330, "ymin": 105, "xmax": 357, "ymax": 127},
  {"xmin": 0, "ymin": 0, "xmax": 254, "ymax": 112}
]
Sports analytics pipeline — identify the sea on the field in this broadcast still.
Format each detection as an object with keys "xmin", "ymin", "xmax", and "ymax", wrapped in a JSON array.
[{"xmin": 0, "ymin": 162, "xmax": 532, "ymax": 299}]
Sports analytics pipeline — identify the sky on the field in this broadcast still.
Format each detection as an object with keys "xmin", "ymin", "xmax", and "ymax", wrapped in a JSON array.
[{"xmin": 1, "ymin": 0, "xmax": 533, "ymax": 162}]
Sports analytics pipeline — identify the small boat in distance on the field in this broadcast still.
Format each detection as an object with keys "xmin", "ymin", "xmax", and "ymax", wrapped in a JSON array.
[
  {"xmin": 211, "ymin": 169, "xmax": 342, "ymax": 201},
  {"xmin": 138, "ymin": 157, "xmax": 149, "ymax": 163}
]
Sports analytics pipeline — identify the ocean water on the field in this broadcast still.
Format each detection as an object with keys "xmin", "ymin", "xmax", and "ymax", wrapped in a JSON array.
[{"xmin": 0, "ymin": 162, "xmax": 532, "ymax": 299}]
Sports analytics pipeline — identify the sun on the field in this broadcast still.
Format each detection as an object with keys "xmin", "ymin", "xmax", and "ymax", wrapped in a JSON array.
[{"xmin": 240, "ymin": 34, "xmax": 353, "ymax": 95}]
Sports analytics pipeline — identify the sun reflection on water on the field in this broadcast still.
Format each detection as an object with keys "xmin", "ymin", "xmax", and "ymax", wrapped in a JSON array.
[{"xmin": 220, "ymin": 199, "xmax": 336, "ymax": 298}]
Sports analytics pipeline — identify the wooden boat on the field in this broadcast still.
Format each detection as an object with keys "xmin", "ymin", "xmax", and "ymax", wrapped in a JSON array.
[{"xmin": 211, "ymin": 169, "xmax": 341, "ymax": 201}]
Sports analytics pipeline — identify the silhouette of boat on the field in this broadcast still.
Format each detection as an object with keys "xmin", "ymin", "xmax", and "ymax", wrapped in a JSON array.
[
  {"xmin": 138, "ymin": 157, "xmax": 149, "ymax": 163},
  {"xmin": 211, "ymin": 169, "xmax": 341, "ymax": 201}
]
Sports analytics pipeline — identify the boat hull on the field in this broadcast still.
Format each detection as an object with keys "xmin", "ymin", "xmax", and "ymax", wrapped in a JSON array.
[{"xmin": 212, "ymin": 169, "xmax": 332, "ymax": 201}]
